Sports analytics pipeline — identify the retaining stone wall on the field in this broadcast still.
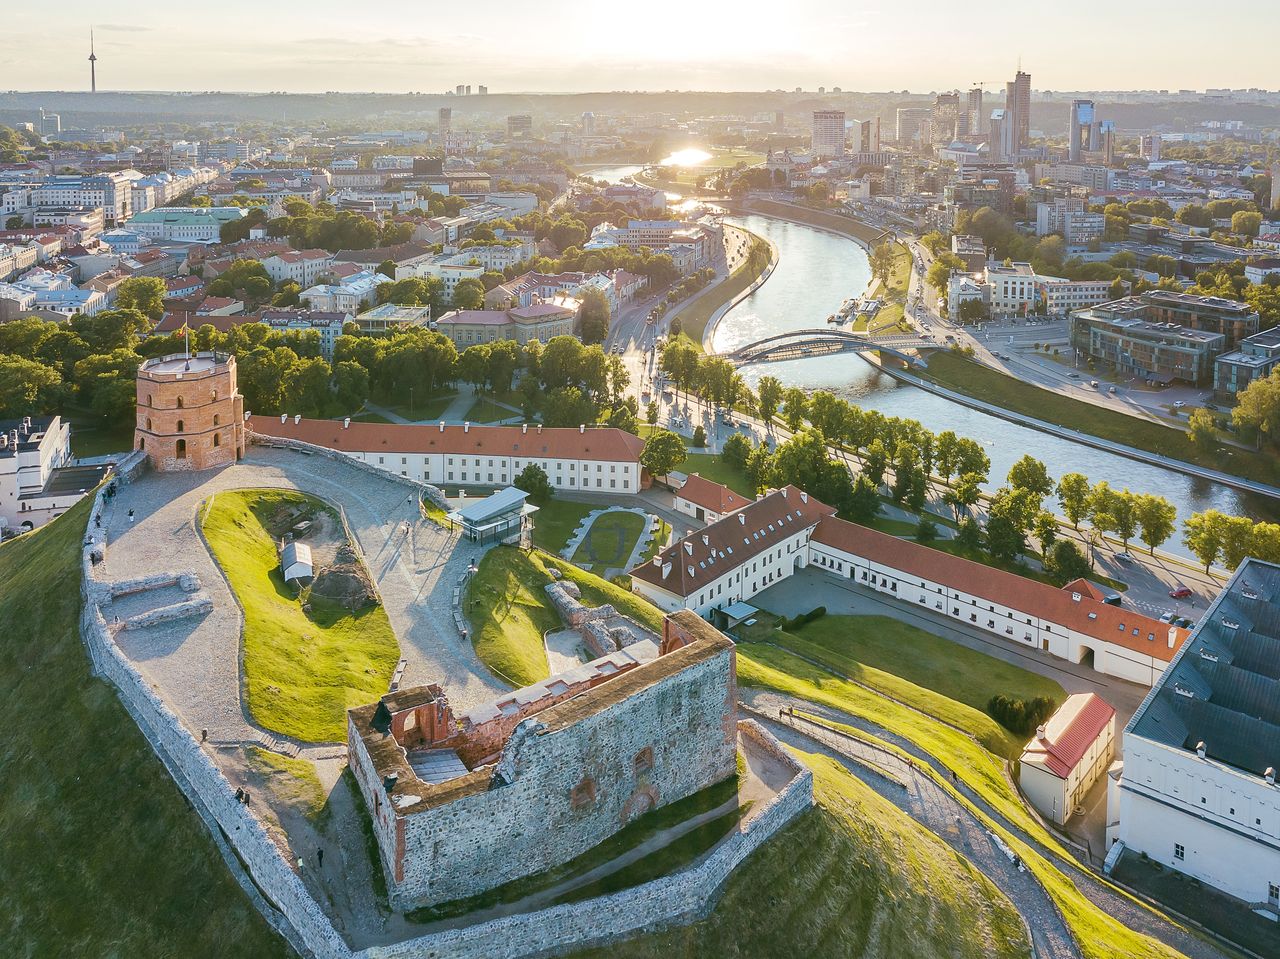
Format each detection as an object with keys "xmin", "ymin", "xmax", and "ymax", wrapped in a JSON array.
[{"xmin": 77, "ymin": 466, "xmax": 811, "ymax": 959}]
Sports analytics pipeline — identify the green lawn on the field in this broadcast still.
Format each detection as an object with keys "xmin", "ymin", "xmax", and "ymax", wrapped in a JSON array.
[
  {"xmin": 466, "ymin": 546, "xmax": 665, "ymax": 686},
  {"xmin": 571, "ymin": 510, "xmax": 647, "ymax": 572},
  {"xmin": 679, "ymin": 452, "xmax": 754, "ymax": 496},
  {"xmin": 671, "ymin": 229, "xmax": 772, "ymax": 346},
  {"xmin": 770, "ymin": 615, "xmax": 1065, "ymax": 754},
  {"xmin": 464, "ymin": 395, "xmax": 517, "ymax": 424},
  {"xmin": 737, "ymin": 647, "xmax": 1188, "ymax": 959},
  {"xmin": 642, "ymin": 519, "xmax": 671, "ymax": 563},
  {"xmin": 922, "ymin": 351, "xmax": 1280, "ymax": 487},
  {"xmin": 381, "ymin": 393, "xmax": 455, "ymax": 422},
  {"xmin": 0, "ymin": 498, "xmax": 290, "ymax": 958},
  {"xmin": 201, "ymin": 489, "xmax": 400, "ymax": 742},
  {"xmin": 244, "ymin": 747, "xmax": 329, "ymax": 822},
  {"xmin": 530, "ymin": 499, "xmax": 597, "ymax": 554},
  {"xmin": 572, "ymin": 752, "xmax": 1029, "ymax": 959}
]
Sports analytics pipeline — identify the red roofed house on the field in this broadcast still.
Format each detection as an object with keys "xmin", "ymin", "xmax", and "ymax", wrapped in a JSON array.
[
  {"xmin": 632, "ymin": 487, "xmax": 1189, "ymax": 686},
  {"xmin": 248, "ymin": 416, "xmax": 645, "ymax": 494},
  {"xmin": 1019, "ymin": 693, "xmax": 1116, "ymax": 825},
  {"xmin": 674, "ymin": 473, "xmax": 751, "ymax": 524}
]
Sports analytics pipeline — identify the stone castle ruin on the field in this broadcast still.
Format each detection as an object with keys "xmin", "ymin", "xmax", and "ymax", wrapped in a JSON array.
[{"xmin": 347, "ymin": 610, "xmax": 741, "ymax": 910}]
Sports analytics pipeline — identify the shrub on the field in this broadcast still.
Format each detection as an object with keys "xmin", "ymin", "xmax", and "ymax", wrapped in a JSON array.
[
  {"xmin": 916, "ymin": 518, "xmax": 938, "ymax": 543},
  {"xmin": 784, "ymin": 606, "xmax": 827, "ymax": 631},
  {"xmin": 692, "ymin": 425, "xmax": 707, "ymax": 447},
  {"xmin": 987, "ymin": 694, "xmax": 1057, "ymax": 736}
]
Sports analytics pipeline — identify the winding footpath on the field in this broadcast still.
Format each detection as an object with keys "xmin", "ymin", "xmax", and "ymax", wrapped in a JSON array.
[
  {"xmin": 748, "ymin": 702, "xmax": 1079, "ymax": 959},
  {"xmin": 744, "ymin": 690, "xmax": 1234, "ymax": 959}
]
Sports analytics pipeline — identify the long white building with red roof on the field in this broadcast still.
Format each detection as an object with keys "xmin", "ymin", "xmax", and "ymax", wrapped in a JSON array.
[
  {"xmin": 248, "ymin": 416, "xmax": 645, "ymax": 494},
  {"xmin": 631, "ymin": 486, "xmax": 1189, "ymax": 686}
]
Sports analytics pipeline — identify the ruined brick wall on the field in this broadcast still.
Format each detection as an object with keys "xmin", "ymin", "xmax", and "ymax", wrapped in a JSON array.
[{"xmin": 389, "ymin": 645, "xmax": 738, "ymax": 909}]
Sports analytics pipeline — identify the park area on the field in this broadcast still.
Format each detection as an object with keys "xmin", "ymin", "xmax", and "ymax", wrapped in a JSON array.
[
  {"xmin": 200, "ymin": 489, "xmax": 399, "ymax": 742},
  {"xmin": 569, "ymin": 509, "xmax": 649, "ymax": 574}
]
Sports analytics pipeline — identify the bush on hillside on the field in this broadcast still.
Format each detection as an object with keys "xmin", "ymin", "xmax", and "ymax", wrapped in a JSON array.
[
  {"xmin": 987, "ymin": 694, "xmax": 1057, "ymax": 736},
  {"xmin": 784, "ymin": 606, "xmax": 827, "ymax": 631}
]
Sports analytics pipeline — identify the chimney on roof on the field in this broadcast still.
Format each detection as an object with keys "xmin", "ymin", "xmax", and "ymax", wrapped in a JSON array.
[
  {"xmin": 537, "ymin": 424, "xmax": 543, "ymax": 434},
  {"xmin": 652, "ymin": 555, "xmax": 661, "ymax": 567},
  {"xmin": 579, "ymin": 424, "xmax": 585, "ymax": 433},
  {"xmin": 1196, "ymin": 741, "xmax": 1206, "ymax": 759},
  {"xmin": 522, "ymin": 423, "xmax": 528, "ymax": 434},
  {"xmin": 464, "ymin": 421, "xmax": 470, "ymax": 433},
  {"xmin": 21, "ymin": 416, "xmax": 31, "ymax": 432},
  {"xmin": 439, "ymin": 421, "xmax": 445, "ymax": 432},
  {"xmin": 293, "ymin": 414, "xmax": 301, "ymax": 425},
  {"xmin": 1036, "ymin": 725, "xmax": 1047, "ymax": 742},
  {"xmin": 343, "ymin": 417, "xmax": 350, "ymax": 429},
  {"xmin": 1168, "ymin": 627, "xmax": 1177, "ymax": 648},
  {"xmin": 280, "ymin": 413, "xmax": 287, "ymax": 423}
]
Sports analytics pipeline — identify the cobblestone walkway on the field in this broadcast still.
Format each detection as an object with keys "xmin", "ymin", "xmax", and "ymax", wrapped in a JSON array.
[
  {"xmin": 745, "ymin": 690, "xmax": 1233, "ymax": 959},
  {"xmin": 747, "ymin": 698, "xmax": 1078, "ymax": 959},
  {"xmin": 100, "ymin": 447, "xmax": 506, "ymax": 748}
]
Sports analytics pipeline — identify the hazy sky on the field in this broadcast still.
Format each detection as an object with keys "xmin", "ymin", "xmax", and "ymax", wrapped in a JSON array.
[{"xmin": 6, "ymin": 0, "xmax": 1277, "ymax": 94}]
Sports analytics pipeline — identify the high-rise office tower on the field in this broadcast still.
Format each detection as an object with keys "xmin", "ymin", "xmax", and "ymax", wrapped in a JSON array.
[
  {"xmin": 581, "ymin": 111, "xmax": 595, "ymax": 136},
  {"xmin": 850, "ymin": 117, "xmax": 881, "ymax": 153},
  {"xmin": 895, "ymin": 107, "xmax": 932, "ymax": 146},
  {"xmin": 989, "ymin": 109, "xmax": 1014, "ymax": 163},
  {"xmin": 1068, "ymin": 99, "xmax": 1095, "ymax": 162},
  {"xmin": 1140, "ymin": 134, "xmax": 1162, "ymax": 162},
  {"xmin": 931, "ymin": 93, "xmax": 961, "ymax": 145},
  {"xmin": 478, "ymin": 85, "xmax": 488, "ymax": 95},
  {"xmin": 1097, "ymin": 120, "xmax": 1116, "ymax": 166},
  {"xmin": 1005, "ymin": 69, "xmax": 1031, "ymax": 151},
  {"xmin": 774, "ymin": 110, "xmax": 785, "ymax": 131},
  {"xmin": 438, "ymin": 107, "xmax": 452, "ymax": 134},
  {"xmin": 811, "ymin": 109, "xmax": 846, "ymax": 158},
  {"xmin": 966, "ymin": 87, "xmax": 984, "ymax": 137},
  {"xmin": 455, "ymin": 84, "xmax": 465, "ymax": 96}
]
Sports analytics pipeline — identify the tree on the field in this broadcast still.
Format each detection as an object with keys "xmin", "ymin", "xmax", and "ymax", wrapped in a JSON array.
[
  {"xmin": 514, "ymin": 463, "xmax": 553, "ymax": 505},
  {"xmin": 333, "ymin": 360, "xmax": 369, "ymax": 411},
  {"xmin": 639, "ymin": 429, "xmax": 687, "ymax": 478},
  {"xmin": 1057, "ymin": 473, "xmax": 1091, "ymax": 530},
  {"xmin": 114, "ymin": 276, "xmax": 167, "ymax": 321},
  {"xmin": 1135, "ymin": 494, "xmax": 1177, "ymax": 556},
  {"xmin": 782, "ymin": 387, "xmax": 807, "ymax": 431},
  {"xmin": 957, "ymin": 298, "xmax": 987, "ymax": 324},
  {"xmin": 645, "ymin": 402, "xmax": 658, "ymax": 426},
  {"xmin": 744, "ymin": 446, "xmax": 774, "ymax": 492},
  {"xmin": 1007, "ymin": 455, "xmax": 1053, "ymax": 502},
  {"xmin": 458, "ymin": 344, "xmax": 491, "ymax": 391},
  {"xmin": 541, "ymin": 386, "xmax": 597, "ymax": 428},
  {"xmin": 1186, "ymin": 407, "xmax": 1217, "ymax": 451},
  {"xmin": 452, "ymin": 277, "xmax": 486, "ymax": 310},
  {"xmin": 890, "ymin": 441, "xmax": 919, "ymax": 505},
  {"xmin": 376, "ymin": 259, "xmax": 397, "ymax": 279},
  {"xmin": 0, "ymin": 355, "xmax": 63, "ymax": 417},
  {"xmin": 486, "ymin": 341, "xmax": 520, "ymax": 393},
  {"xmin": 1233, "ymin": 369, "xmax": 1280, "ymax": 444},
  {"xmin": 1032, "ymin": 512, "xmax": 1058, "ymax": 555},
  {"xmin": 73, "ymin": 349, "xmax": 140, "ymax": 424},
  {"xmin": 756, "ymin": 375, "xmax": 783, "ymax": 430},
  {"xmin": 4, "ymin": 215, "xmax": 24, "ymax": 229},
  {"xmin": 1232, "ymin": 210, "xmax": 1263, "ymax": 238},
  {"xmin": 691, "ymin": 425, "xmax": 707, "ymax": 448},
  {"xmin": 927, "ymin": 252, "xmax": 965, "ymax": 297},
  {"xmin": 944, "ymin": 472, "xmax": 983, "ymax": 519},
  {"xmin": 1183, "ymin": 510, "xmax": 1226, "ymax": 573},
  {"xmin": 1220, "ymin": 515, "xmax": 1258, "ymax": 571},
  {"xmin": 869, "ymin": 242, "xmax": 896, "ymax": 287},
  {"xmin": 1045, "ymin": 540, "xmax": 1091, "ymax": 584},
  {"xmin": 847, "ymin": 475, "xmax": 882, "ymax": 524},
  {"xmin": 281, "ymin": 356, "xmax": 331, "ymax": 417},
  {"xmin": 956, "ymin": 517, "xmax": 982, "ymax": 551},
  {"xmin": 722, "ymin": 432, "xmax": 751, "ymax": 470},
  {"xmin": 863, "ymin": 438, "xmax": 888, "ymax": 488},
  {"xmin": 577, "ymin": 287, "xmax": 610, "ymax": 344}
]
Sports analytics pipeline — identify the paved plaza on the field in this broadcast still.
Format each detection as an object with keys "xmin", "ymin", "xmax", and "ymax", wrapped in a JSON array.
[{"xmin": 100, "ymin": 446, "xmax": 505, "ymax": 747}]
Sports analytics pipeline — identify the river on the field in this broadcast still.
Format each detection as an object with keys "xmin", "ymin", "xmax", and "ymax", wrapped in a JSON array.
[{"xmin": 582, "ymin": 169, "xmax": 1273, "ymax": 551}]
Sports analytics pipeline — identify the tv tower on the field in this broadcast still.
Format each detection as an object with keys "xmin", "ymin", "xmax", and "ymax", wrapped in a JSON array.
[{"xmin": 89, "ymin": 29, "xmax": 97, "ymax": 93}]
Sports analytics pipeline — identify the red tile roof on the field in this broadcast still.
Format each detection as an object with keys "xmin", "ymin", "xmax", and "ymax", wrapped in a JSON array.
[
  {"xmin": 677, "ymin": 473, "xmax": 749, "ymax": 516},
  {"xmin": 1020, "ymin": 693, "xmax": 1115, "ymax": 779},
  {"xmin": 248, "ymin": 416, "xmax": 645, "ymax": 465},
  {"xmin": 810, "ymin": 518, "xmax": 1188, "ymax": 661},
  {"xmin": 1061, "ymin": 578, "xmax": 1106, "ymax": 602},
  {"xmin": 631, "ymin": 486, "xmax": 836, "ymax": 599},
  {"xmin": 153, "ymin": 310, "xmax": 260, "ymax": 333}
]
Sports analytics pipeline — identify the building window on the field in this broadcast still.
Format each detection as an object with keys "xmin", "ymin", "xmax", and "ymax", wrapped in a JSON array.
[
  {"xmin": 176, "ymin": 396, "xmax": 184, "ymax": 409},
  {"xmin": 213, "ymin": 414, "xmax": 220, "ymax": 426},
  {"xmin": 146, "ymin": 417, "xmax": 152, "ymax": 430},
  {"xmin": 1174, "ymin": 843, "xmax": 1184, "ymax": 861},
  {"xmin": 175, "ymin": 438, "xmax": 187, "ymax": 459},
  {"xmin": 176, "ymin": 420, "xmax": 184, "ymax": 433},
  {"xmin": 570, "ymin": 776, "xmax": 597, "ymax": 810},
  {"xmin": 634, "ymin": 747, "xmax": 654, "ymax": 775},
  {"xmin": 213, "ymin": 434, "xmax": 221, "ymax": 448}
]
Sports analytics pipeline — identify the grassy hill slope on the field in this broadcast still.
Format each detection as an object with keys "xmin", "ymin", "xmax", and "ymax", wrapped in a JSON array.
[{"xmin": 0, "ymin": 497, "xmax": 289, "ymax": 958}]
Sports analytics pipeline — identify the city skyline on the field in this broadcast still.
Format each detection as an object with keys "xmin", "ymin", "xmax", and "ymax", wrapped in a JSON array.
[{"xmin": 5, "ymin": 0, "xmax": 1279, "ymax": 95}]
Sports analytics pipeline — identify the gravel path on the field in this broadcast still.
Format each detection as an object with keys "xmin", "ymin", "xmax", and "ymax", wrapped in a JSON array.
[
  {"xmin": 745, "ymin": 689, "xmax": 1232, "ymax": 959},
  {"xmin": 100, "ymin": 447, "xmax": 506, "ymax": 747},
  {"xmin": 747, "ymin": 696, "xmax": 1078, "ymax": 959}
]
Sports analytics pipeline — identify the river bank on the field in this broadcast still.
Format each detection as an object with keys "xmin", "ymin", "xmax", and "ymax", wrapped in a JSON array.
[{"xmin": 695, "ymin": 229, "xmax": 779, "ymax": 351}]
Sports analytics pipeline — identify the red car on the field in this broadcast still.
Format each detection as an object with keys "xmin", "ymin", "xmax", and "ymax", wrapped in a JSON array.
[{"xmin": 1169, "ymin": 585, "xmax": 1193, "ymax": 599}]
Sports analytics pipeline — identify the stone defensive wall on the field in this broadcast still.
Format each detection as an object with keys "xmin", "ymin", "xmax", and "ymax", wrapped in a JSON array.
[{"xmin": 76, "ymin": 465, "xmax": 814, "ymax": 959}]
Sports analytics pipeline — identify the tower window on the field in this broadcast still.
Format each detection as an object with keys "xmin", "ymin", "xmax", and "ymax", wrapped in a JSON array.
[{"xmin": 175, "ymin": 439, "xmax": 187, "ymax": 459}]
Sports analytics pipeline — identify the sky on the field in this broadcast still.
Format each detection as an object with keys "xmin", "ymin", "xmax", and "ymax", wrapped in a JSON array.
[{"xmin": 5, "ymin": 0, "xmax": 1278, "ymax": 94}]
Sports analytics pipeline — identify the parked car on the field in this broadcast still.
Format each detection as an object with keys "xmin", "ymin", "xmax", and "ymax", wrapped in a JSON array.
[
  {"xmin": 1169, "ymin": 585, "xmax": 1193, "ymax": 599},
  {"xmin": 1174, "ymin": 616, "xmax": 1194, "ymax": 629},
  {"xmin": 1159, "ymin": 612, "xmax": 1175, "ymax": 624}
]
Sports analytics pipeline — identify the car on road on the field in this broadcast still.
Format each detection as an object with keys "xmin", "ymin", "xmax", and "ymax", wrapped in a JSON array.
[
  {"xmin": 1169, "ymin": 585, "xmax": 1193, "ymax": 599},
  {"xmin": 1069, "ymin": 371, "xmax": 1080, "ymax": 378},
  {"xmin": 1115, "ymin": 552, "xmax": 1135, "ymax": 564},
  {"xmin": 1108, "ymin": 386, "xmax": 1118, "ymax": 394},
  {"xmin": 1089, "ymin": 380, "xmax": 1099, "ymax": 387},
  {"xmin": 1103, "ymin": 593, "xmax": 1123, "ymax": 606}
]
